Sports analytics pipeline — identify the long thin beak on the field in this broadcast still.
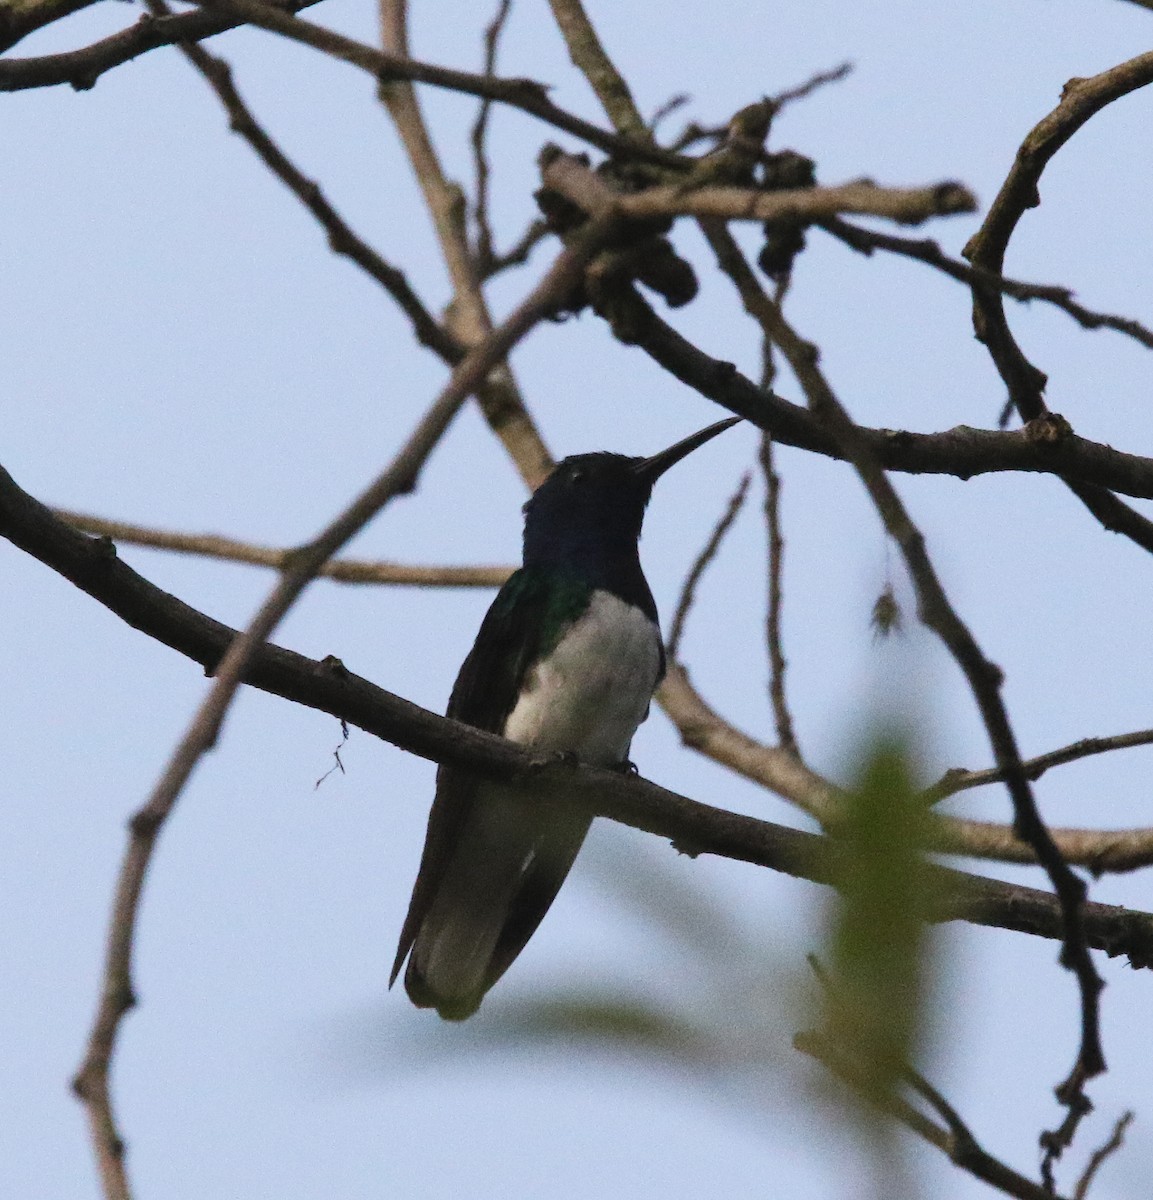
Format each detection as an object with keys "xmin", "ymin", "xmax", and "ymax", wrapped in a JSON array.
[{"xmin": 632, "ymin": 417, "xmax": 740, "ymax": 486}]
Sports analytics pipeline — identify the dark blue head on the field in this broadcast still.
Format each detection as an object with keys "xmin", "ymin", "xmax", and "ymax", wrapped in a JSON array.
[{"xmin": 521, "ymin": 418, "xmax": 739, "ymax": 594}]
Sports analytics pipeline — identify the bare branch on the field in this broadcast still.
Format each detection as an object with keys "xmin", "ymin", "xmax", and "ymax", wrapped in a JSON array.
[
  {"xmin": 378, "ymin": 0, "xmax": 553, "ymax": 490},
  {"xmin": 1072, "ymin": 1111, "xmax": 1134, "ymax": 1200},
  {"xmin": 0, "ymin": 0, "xmax": 320, "ymax": 92},
  {"xmin": 142, "ymin": 2, "xmax": 457, "ymax": 361},
  {"xmin": 480, "ymin": 218, "xmax": 550, "ymax": 281},
  {"xmin": 666, "ymin": 471, "xmax": 750, "ymax": 660},
  {"xmin": 804, "ymin": 958, "xmax": 1064, "ymax": 1200},
  {"xmin": 647, "ymin": 92, "xmax": 690, "ymax": 135},
  {"xmin": 739, "ymin": 274, "xmax": 1106, "ymax": 1147},
  {"xmin": 547, "ymin": 0, "xmax": 648, "ymax": 139},
  {"xmin": 823, "ymin": 216, "xmax": 1153, "ymax": 351},
  {"xmin": 670, "ymin": 62, "xmax": 853, "ymax": 153},
  {"xmin": 95, "ymin": 427, "xmax": 1153, "ymax": 877},
  {"xmin": 469, "ymin": 0, "xmax": 514, "ymax": 276},
  {"xmin": 759, "ymin": 434, "xmax": 798, "ymax": 755},
  {"xmin": 796, "ymin": 1031, "xmax": 1067, "ymax": 1200},
  {"xmin": 0, "ymin": 0, "xmax": 94, "ymax": 53},
  {"xmin": 542, "ymin": 149, "xmax": 976, "ymax": 227},
  {"xmin": 961, "ymin": 51, "xmax": 1153, "ymax": 569},
  {"xmin": 928, "ymin": 728, "xmax": 1153, "ymax": 804},
  {"xmin": 661, "ymin": 660, "xmax": 1153, "ymax": 871},
  {"xmin": 599, "ymin": 285, "xmax": 1153, "ymax": 546},
  {"xmin": 194, "ymin": 0, "xmax": 686, "ymax": 168},
  {"xmin": 964, "ymin": 48, "xmax": 1153, "ymax": 417},
  {"xmin": 677, "ymin": 208, "xmax": 1107, "ymax": 1137},
  {"xmin": 772, "ymin": 60, "xmax": 854, "ymax": 109},
  {"xmin": 52, "ymin": 509, "xmax": 512, "ymax": 588}
]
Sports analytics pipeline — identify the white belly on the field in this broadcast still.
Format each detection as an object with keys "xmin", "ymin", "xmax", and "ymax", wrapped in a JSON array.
[{"xmin": 502, "ymin": 590, "xmax": 662, "ymax": 766}]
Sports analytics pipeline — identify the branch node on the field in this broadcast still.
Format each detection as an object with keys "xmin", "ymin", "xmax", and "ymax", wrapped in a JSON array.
[
  {"xmin": 1025, "ymin": 412, "xmax": 1074, "ymax": 446},
  {"xmin": 129, "ymin": 807, "xmax": 163, "ymax": 838}
]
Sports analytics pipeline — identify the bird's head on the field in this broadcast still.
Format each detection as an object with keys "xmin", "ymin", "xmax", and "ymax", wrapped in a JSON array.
[{"xmin": 521, "ymin": 417, "xmax": 739, "ymax": 567}]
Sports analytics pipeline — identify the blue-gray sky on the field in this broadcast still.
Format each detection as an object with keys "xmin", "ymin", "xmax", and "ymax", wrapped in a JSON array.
[{"xmin": 4, "ymin": 1, "xmax": 1153, "ymax": 1196}]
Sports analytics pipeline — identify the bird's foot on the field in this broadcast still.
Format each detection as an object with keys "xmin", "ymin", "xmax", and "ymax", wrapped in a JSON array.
[{"xmin": 529, "ymin": 749, "xmax": 581, "ymax": 773}]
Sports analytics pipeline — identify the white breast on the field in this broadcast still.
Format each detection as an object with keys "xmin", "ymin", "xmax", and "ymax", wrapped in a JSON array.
[{"xmin": 502, "ymin": 590, "xmax": 663, "ymax": 766}]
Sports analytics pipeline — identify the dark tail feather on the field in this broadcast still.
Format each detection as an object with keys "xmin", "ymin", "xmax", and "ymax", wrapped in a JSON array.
[
  {"xmin": 483, "ymin": 810, "xmax": 590, "ymax": 991},
  {"xmin": 400, "ymin": 792, "xmax": 590, "ymax": 1020}
]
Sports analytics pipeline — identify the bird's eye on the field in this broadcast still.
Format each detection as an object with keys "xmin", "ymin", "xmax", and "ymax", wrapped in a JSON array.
[{"xmin": 569, "ymin": 467, "xmax": 586, "ymax": 485}]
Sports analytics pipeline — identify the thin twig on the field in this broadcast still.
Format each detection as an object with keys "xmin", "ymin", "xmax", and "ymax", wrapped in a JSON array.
[
  {"xmin": 823, "ymin": 216, "xmax": 1153, "ymax": 352},
  {"xmin": 469, "ymin": 0, "xmax": 513, "ymax": 276},
  {"xmin": 759, "ymin": 434, "xmax": 798, "ymax": 755},
  {"xmin": 771, "ymin": 60, "xmax": 854, "ymax": 108},
  {"xmin": 669, "ymin": 61, "xmax": 854, "ymax": 153},
  {"xmin": 795, "ymin": 1031, "xmax": 1069, "ymax": 1200},
  {"xmin": 51, "ymin": 510, "xmax": 512, "ymax": 587},
  {"xmin": 68, "ymin": 222, "xmax": 618, "ymax": 1200},
  {"xmin": 186, "ymin": 0, "xmax": 686, "ymax": 168},
  {"xmin": 648, "ymin": 92, "xmax": 690, "ymax": 135},
  {"xmin": 481, "ymin": 218, "xmax": 550, "ymax": 281},
  {"xmin": 690, "ymin": 221, "xmax": 798, "ymax": 758},
  {"xmin": 666, "ymin": 472, "xmax": 750, "ymax": 660},
  {"xmin": 143, "ymin": 0, "xmax": 457, "ymax": 361},
  {"xmin": 1072, "ymin": 1111, "xmax": 1134, "ymax": 1200},
  {"xmin": 926, "ymin": 728, "xmax": 1153, "ymax": 804}
]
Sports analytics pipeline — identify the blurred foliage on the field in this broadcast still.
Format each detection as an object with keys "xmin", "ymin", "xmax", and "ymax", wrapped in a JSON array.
[{"xmin": 807, "ymin": 734, "xmax": 942, "ymax": 1142}]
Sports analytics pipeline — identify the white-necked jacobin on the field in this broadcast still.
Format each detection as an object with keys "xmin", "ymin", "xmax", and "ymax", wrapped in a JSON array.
[{"xmin": 391, "ymin": 416, "xmax": 739, "ymax": 1019}]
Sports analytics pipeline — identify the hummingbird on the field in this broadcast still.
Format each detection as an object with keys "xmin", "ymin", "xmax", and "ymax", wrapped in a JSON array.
[{"xmin": 391, "ymin": 416, "xmax": 739, "ymax": 1019}]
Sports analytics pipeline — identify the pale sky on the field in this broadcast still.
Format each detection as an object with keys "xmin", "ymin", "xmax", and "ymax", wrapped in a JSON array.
[{"xmin": 4, "ymin": 1, "xmax": 1153, "ymax": 1197}]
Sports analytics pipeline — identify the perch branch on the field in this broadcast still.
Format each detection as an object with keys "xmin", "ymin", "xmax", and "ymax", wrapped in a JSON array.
[
  {"xmin": 57, "ymin": 508, "xmax": 1153, "ymax": 871},
  {"xmin": 7, "ymin": 462, "xmax": 1153, "ymax": 974}
]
